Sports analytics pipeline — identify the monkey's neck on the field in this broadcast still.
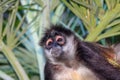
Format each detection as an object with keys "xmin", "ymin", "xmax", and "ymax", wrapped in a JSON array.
[
  {"xmin": 51, "ymin": 59, "xmax": 80, "ymax": 69},
  {"xmin": 64, "ymin": 60, "xmax": 79, "ymax": 69}
]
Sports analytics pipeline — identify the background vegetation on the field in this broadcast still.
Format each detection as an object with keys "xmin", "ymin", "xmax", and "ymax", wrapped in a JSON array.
[{"xmin": 0, "ymin": 0, "xmax": 120, "ymax": 80}]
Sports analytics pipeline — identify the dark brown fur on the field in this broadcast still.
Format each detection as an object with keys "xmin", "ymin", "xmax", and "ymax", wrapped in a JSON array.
[
  {"xmin": 77, "ymin": 42, "xmax": 120, "ymax": 80},
  {"xmin": 40, "ymin": 25, "xmax": 120, "ymax": 80}
]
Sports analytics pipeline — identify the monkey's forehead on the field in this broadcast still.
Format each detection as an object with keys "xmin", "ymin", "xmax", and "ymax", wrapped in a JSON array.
[
  {"xmin": 46, "ymin": 25, "xmax": 73, "ymax": 36},
  {"xmin": 39, "ymin": 25, "xmax": 73, "ymax": 46}
]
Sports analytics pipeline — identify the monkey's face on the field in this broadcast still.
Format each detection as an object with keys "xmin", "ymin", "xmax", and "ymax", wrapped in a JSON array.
[{"xmin": 41, "ymin": 29, "xmax": 76, "ymax": 63}]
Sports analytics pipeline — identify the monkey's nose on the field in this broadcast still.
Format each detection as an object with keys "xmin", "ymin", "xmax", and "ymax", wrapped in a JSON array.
[{"xmin": 51, "ymin": 46, "xmax": 62, "ymax": 57}]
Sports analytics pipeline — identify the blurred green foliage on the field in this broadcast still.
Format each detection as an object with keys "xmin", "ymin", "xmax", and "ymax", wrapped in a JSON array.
[{"xmin": 0, "ymin": 0, "xmax": 120, "ymax": 80}]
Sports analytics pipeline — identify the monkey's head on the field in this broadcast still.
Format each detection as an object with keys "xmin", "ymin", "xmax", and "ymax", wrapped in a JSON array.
[{"xmin": 40, "ymin": 26, "xmax": 78, "ymax": 63}]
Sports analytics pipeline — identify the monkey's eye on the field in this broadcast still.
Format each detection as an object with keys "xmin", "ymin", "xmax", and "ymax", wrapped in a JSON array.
[
  {"xmin": 46, "ymin": 38, "xmax": 53, "ymax": 49},
  {"xmin": 56, "ymin": 35, "xmax": 65, "ymax": 45}
]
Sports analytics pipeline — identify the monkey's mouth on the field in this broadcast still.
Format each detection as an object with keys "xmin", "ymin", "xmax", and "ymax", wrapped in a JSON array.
[{"xmin": 50, "ymin": 47, "xmax": 63, "ymax": 58}]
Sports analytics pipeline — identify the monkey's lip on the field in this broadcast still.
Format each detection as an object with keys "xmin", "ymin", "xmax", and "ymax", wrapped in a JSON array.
[
  {"xmin": 52, "ymin": 50, "xmax": 63, "ymax": 57},
  {"xmin": 50, "ymin": 47, "xmax": 63, "ymax": 57}
]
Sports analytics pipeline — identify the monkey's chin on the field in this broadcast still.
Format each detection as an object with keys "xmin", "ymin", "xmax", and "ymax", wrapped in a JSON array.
[{"xmin": 52, "ymin": 50, "xmax": 63, "ymax": 58}]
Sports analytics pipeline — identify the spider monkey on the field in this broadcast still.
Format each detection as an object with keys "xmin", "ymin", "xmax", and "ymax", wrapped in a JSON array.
[{"xmin": 40, "ymin": 25, "xmax": 120, "ymax": 80}]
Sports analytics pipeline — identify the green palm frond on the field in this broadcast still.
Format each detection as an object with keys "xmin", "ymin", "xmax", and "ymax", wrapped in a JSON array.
[{"xmin": 62, "ymin": 0, "xmax": 120, "ymax": 42}]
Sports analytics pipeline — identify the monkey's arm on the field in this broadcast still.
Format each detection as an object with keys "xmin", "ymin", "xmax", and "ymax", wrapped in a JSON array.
[
  {"xmin": 79, "ymin": 42, "xmax": 120, "ymax": 80},
  {"xmin": 44, "ymin": 62, "xmax": 54, "ymax": 80}
]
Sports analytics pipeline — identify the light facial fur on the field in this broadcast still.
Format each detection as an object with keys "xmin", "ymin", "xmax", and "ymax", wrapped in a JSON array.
[{"xmin": 44, "ymin": 35, "xmax": 76, "ymax": 65}]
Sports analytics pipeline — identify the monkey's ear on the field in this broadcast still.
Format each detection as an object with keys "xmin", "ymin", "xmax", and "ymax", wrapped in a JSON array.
[
  {"xmin": 39, "ymin": 41, "xmax": 43, "ymax": 46},
  {"xmin": 39, "ymin": 37, "xmax": 46, "ymax": 47}
]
